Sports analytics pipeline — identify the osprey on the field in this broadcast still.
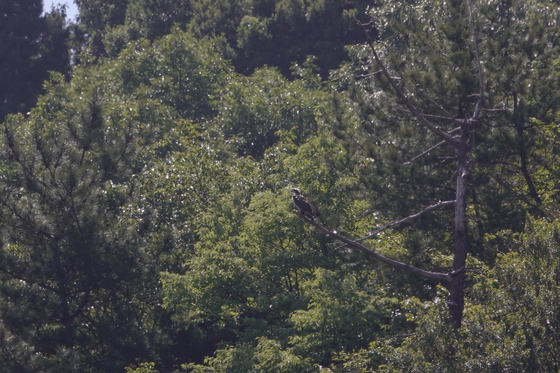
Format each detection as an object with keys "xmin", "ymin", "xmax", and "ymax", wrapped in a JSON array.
[{"xmin": 291, "ymin": 188, "xmax": 316, "ymax": 219}]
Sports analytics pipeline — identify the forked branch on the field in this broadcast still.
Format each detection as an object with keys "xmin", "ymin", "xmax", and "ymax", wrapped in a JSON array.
[{"xmin": 295, "ymin": 212, "xmax": 453, "ymax": 283}]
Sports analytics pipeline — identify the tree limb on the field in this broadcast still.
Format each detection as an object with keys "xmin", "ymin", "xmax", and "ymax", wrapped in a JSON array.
[
  {"xmin": 355, "ymin": 70, "xmax": 383, "ymax": 79},
  {"xmin": 419, "ymin": 114, "xmax": 464, "ymax": 123},
  {"xmin": 0, "ymin": 266, "xmax": 60, "ymax": 294},
  {"xmin": 414, "ymin": 87, "xmax": 457, "ymax": 121}
]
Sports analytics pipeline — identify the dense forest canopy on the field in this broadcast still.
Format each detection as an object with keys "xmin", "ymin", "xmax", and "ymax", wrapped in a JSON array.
[{"xmin": 1, "ymin": 0, "xmax": 560, "ymax": 372}]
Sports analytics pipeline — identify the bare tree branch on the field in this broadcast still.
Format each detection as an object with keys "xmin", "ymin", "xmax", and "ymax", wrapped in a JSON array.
[
  {"xmin": 415, "ymin": 88, "xmax": 457, "ymax": 120},
  {"xmin": 355, "ymin": 70, "xmax": 383, "ymax": 79},
  {"xmin": 403, "ymin": 127, "xmax": 461, "ymax": 166},
  {"xmin": 359, "ymin": 200, "xmax": 456, "ymax": 242},
  {"xmin": 375, "ymin": 332, "xmax": 417, "ymax": 341},
  {"xmin": 404, "ymin": 140, "xmax": 446, "ymax": 166},
  {"xmin": 294, "ymin": 212, "xmax": 452, "ymax": 283},
  {"xmin": 420, "ymin": 114, "xmax": 464, "ymax": 123},
  {"xmin": 357, "ymin": 21, "xmax": 460, "ymax": 147}
]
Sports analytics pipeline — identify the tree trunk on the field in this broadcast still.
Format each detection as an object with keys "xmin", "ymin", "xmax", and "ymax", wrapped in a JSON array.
[
  {"xmin": 448, "ymin": 124, "xmax": 471, "ymax": 328},
  {"xmin": 513, "ymin": 92, "xmax": 542, "ymax": 207}
]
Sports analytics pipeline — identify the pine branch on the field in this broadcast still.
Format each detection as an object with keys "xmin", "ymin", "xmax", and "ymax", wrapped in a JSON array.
[
  {"xmin": 0, "ymin": 266, "xmax": 60, "ymax": 294},
  {"xmin": 355, "ymin": 70, "xmax": 383, "ymax": 79},
  {"xmin": 414, "ymin": 87, "xmax": 458, "ymax": 121},
  {"xmin": 357, "ymin": 21, "xmax": 460, "ymax": 147}
]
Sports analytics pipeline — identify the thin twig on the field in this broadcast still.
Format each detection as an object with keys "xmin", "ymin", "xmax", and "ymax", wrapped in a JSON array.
[
  {"xmin": 355, "ymin": 70, "xmax": 384, "ymax": 79},
  {"xmin": 0, "ymin": 266, "xmax": 59, "ymax": 294},
  {"xmin": 403, "ymin": 127, "xmax": 461, "ymax": 166},
  {"xmin": 357, "ymin": 200, "xmax": 456, "ymax": 242},
  {"xmin": 404, "ymin": 140, "xmax": 446, "ymax": 166},
  {"xmin": 375, "ymin": 332, "xmax": 417, "ymax": 341},
  {"xmin": 420, "ymin": 114, "xmax": 463, "ymax": 123},
  {"xmin": 414, "ymin": 85, "xmax": 456, "ymax": 120}
]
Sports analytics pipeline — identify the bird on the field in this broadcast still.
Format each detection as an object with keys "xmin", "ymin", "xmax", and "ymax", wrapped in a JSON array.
[{"xmin": 291, "ymin": 188, "xmax": 317, "ymax": 219}]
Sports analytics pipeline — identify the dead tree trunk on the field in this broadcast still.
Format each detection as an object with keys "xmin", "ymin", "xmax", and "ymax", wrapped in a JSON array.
[
  {"xmin": 350, "ymin": 0, "xmax": 484, "ymax": 326},
  {"xmin": 448, "ymin": 122, "xmax": 471, "ymax": 328}
]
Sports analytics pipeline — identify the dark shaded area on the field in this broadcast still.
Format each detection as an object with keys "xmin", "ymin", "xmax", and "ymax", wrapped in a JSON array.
[{"xmin": 0, "ymin": 1, "xmax": 72, "ymax": 122}]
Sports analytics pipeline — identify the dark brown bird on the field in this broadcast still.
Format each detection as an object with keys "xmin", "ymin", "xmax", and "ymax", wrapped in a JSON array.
[{"xmin": 291, "ymin": 188, "xmax": 316, "ymax": 219}]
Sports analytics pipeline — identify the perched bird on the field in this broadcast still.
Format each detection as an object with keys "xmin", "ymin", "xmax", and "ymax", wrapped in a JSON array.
[{"xmin": 291, "ymin": 188, "xmax": 317, "ymax": 219}]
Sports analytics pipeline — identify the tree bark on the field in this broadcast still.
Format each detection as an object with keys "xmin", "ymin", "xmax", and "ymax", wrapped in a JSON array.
[{"xmin": 448, "ymin": 123, "xmax": 471, "ymax": 328}]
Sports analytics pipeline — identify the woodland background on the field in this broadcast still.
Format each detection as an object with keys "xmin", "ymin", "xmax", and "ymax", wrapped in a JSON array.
[{"xmin": 1, "ymin": 0, "xmax": 560, "ymax": 372}]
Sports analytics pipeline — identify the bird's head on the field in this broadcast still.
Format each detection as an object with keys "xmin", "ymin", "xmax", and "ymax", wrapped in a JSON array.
[{"xmin": 291, "ymin": 188, "xmax": 301, "ymax": 195}]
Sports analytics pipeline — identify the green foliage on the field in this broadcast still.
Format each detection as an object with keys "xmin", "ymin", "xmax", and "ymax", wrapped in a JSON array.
[
  {"xmin": 0, "ymin": 27, "xmax": 233, "ymax": 371},
  {"xmin": 161, "ymin": 188, "xmax": 322, "ymax": 331},
  {"xmin": 126, "ymin": 362, "xmax": 160, "ymax": 373},
  {"xmin": 184, "ymin": 338, "xmax": 315, "ymax": 373},
  {"xmin": 235, "ymin": 0, "xmax": 370, "ymax": 75},
  {"xmin": 76, "ymin": 0, "xmax": 370, "ymax": 76},
  {"xmin": 472, "ymin": 0, "xmax": 560, "ymax": 234},
  {"xmin": 189, "ymin": 0, "xmax": 252, "ymax": 47},
  {"xmin": 113, "ymin": 30, "xmax": 230, "ymax": 120},
  {"xmin": 41, "ymin": 6, "xmax": 73, "ymax": 79},
  {"xmin": 0, "ymin": 59, "xmax": 176, "ymax": 369},
  {"xmin": 0, "ymin": 0, "xmax": 43, "ymax": 120},
  {"xmin": 103, "ymin": 0, "xmax": 193, "ymax": 56},
  {"xmin": 161, "ymin": 145, "xmax": 400, "ymax": 371},
  {"xmin": 2, "ymin": 0, "xmax": 560, "ymax": 371},
  {"xmin": 75, "ymin": 0, "xmax": 130, "ymax": 56},
  {"xmin": 289, "ymin": 269, "xmax": 398, "ymax": 364},
  {"xmin": 342, "ymin": 220, "xmax": 560, "ymax": 372},
  {"xmin": 327, "ymin": 0, "xmax": 560, "ymax": 263},
  {"xmin": 209, "ymin": 66, "xmax": 324, "ymax": 157}
]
